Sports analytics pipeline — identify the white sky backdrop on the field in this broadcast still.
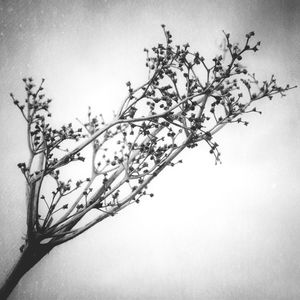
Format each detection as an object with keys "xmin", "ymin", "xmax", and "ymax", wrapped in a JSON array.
[{"xmin": 0, "ymin": 0, "xmax": 300, "ymax": 299}]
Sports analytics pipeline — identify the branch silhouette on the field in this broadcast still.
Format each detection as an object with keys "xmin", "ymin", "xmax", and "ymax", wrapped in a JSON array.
[{"xmin": 0, "ymin": 26, "xmax": 296, "ymax": 299}]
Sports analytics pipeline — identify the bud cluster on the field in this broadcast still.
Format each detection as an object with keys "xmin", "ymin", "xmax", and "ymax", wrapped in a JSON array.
[{"xmin": 12, "ymin": 27, "xmax": 296, "ymax": 248}]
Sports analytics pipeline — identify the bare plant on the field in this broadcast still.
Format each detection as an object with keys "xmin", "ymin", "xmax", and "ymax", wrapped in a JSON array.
[{"xmin": 0, "ymin": 26, "xmax": 296, "ymax": 299}]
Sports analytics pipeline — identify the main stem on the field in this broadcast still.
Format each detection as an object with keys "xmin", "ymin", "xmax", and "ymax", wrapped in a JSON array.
[{"xmin": 0, "ymin": 242, "xmax": 52, "ymax": 299}]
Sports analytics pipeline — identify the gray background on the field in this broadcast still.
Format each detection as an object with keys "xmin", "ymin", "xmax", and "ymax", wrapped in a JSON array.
[{"xmin": 0, "ymin": 0, "xmax": 300, "ymax": 299}]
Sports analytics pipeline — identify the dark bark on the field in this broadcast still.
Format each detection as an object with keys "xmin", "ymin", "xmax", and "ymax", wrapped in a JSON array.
[{"xmin": 0, "ymin": 243, "xmax": 52, "ymax": 299}]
